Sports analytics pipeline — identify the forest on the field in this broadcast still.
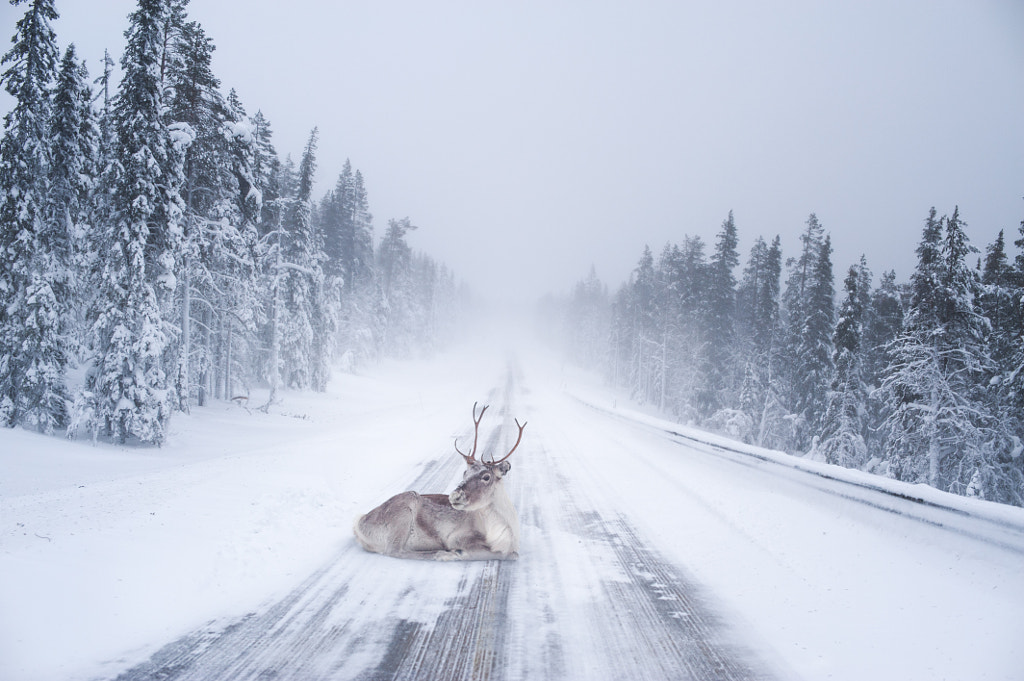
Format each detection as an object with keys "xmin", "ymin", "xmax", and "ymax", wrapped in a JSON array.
[
  {"xmin": 551, "ymin": 208, "xmax": 1024, "ymax": 507},
  {"xmin": 0, "ymin": 0, "xmax": 465, "ymax": 445},
  {"xmin": 3, "ymin": 0, "xmax": 1023, "ymax": 509}
]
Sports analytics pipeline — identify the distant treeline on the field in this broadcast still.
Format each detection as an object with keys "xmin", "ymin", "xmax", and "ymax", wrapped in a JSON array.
[
  {"xmin": 548, "ymin": 208, "xmax": 1024, "ymax": 507},
  {"xmin": 0, "ymin": 0, "xmax": 465, "ymax": 444}
]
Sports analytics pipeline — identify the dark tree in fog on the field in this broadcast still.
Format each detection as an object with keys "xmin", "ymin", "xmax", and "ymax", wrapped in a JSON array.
[
  {"xmin": 780, "ymin": 214, "xmax": 834, "ymax": 449},
  {"xmin": 700, "ymin": 211, "xmax": 740, "ymax": 416},
  {"xmin": 819, "ymin": 258, "xmax": 871, "ymax": 467}
]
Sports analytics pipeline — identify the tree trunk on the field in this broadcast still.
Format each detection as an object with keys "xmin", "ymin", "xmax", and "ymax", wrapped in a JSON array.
[{"xmin": 179, "ymin": 253, "xmax": 191, "ymax": 413}]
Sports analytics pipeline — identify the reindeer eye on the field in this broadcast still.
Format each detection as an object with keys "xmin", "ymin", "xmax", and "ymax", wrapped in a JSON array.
[{"xmin": 482, "ymin": 474, "xmax": 491, "ymax": 482}]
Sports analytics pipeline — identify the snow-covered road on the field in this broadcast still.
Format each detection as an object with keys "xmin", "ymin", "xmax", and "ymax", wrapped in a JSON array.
[
  {"xmin": 3, "ymin": 346, "xmax": 1023, "ymax": 680},
  {"xmin": 112, "ymin": 369, "xmax": 771, "ymax": 680}
]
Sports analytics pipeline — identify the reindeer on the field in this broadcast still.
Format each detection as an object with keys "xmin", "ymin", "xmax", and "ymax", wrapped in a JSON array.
[{"xmin": 353, "ymin": 403, "xmax": 525, "ymax": 561}]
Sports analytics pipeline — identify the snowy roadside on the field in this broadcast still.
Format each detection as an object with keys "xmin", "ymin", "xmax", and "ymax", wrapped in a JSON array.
[
  {"xmin": 0, "ymin": 350, "xmax": 506, "ymax": 681},
  {"xmin": 570, "ymin": 391, "xmax": 1024, "ymax": 534},
  {"xmin": 522, "ymin": 357, "xmax": 1024, "ymax": 681}
]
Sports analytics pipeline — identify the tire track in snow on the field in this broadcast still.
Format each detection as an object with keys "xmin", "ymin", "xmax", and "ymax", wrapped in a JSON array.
[
  {"xmin": 504, "ymin": 437, "xmax": 773, "ymax": 681},
  {"xmin": 110, "ymin": 388, "xmax": 511, "ymax": 681},
  {"xmin": 109, "ymin": 373, "xmax": 777, "ymax": 681}
]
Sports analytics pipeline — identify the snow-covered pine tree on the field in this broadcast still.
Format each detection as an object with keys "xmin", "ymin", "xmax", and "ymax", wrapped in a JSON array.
[
  {"xmin": 862, "ymin": 269, "xmax": 904, "ymax": 459},
  {"xmin": 320, "ymin": 161, "xmax": 375, "ymax": 292},
  {"xmin": 278, "ymin": 128, "xmax": 328, "ymax": 390},
  {"xmin": 49, "ymin": 44, "xmax": 97, "ymax": 274},
  {"xmin": 45, "ymin": 43, "xmax": 97, "ymax": 402},
  {"xmin": 735, "ymin": 235, "xmax": 784, "ymax": 445},
  {"xmin": 980, "ymin": 230, "xmax": 1016, "ymax": 374},
  {"xmin": 1002, "ymin": 219, "xmax": 1024, "ymax": 494},
  {"xmin": 608, "ymin": 283, "xmax": 632, "ymax": 388},
  {"xmin": 377, "ymin": 216, "xmax": 418, "ymax": 357},
  {"xmin": 167, "ymin": 17, "xmax": 218, "ymax": 410},
  {"xmin": 215, "ymin": 88, "xmax": 262, "ymax": 400},
  {"xmin": 819, "ymin": 257, "xmax": 871, "ymax": 468},
  {"xmin": 350, "ymin": 170, "xmax": 374, "ymax": 287},
  {"xmin": 166, "ymin": 18, "xmax": 259, "ymax": 406},
  {"xmin": 910, "ymin": 207, "xmax": 944, "ymax": 327},
  {"xmin": 567, "ymin": 266, "xmax": 610, "ymax": 371},
  {"xmin": 80, "ymin": 48, "xmax": 118, "ymax": 345},
  {"xmin": 801, "ymin": 233, "xmax": 836, "ymax": 431},
  {"xmin": 408, "ymin": 252, "xmax": 438, "ymax": 352},
  {"xmin": 652, "ymin": 244, "xmax": 682, "ymax": 414},
  {"xmin": 626, "ymin": 246, "xmax": 658, "ymax": 403},
  {"xmin": 780, "ymin": 214, "xmax": 834, "ymax": 449},
  {"xmin": 701, "ymin": 211, "xmax": 739, "ymax": 417},
  {"xmin": 660, "ymin": 237, "xmax": 708, "ymax": 420},
  {"xmin": 1008, "ymin": 219, "xmax": 1024, "ymax": 417},
  {"xmin": 880, "ymin": 208, "xmax": 1008, "ymax": 499},
  {"xmin": 863, "ymin": 270, "xmax": 904, "ymax": 389},
  {"xmin": 258, "ymin": 151, "xmax": 292, "ymax": 410},
  {"xmin": 320, "ymin": 160, "xmax": 352, "ymax": 282},
  {"xmin": 248, "ymin": 110, "xmax": 279, "ymax": 235},
  {"xmin": 0, "ymin": 0, "xmax": 67, "ymax": 431},
  {"xmin": 327, "ymin": 163, "xmax": 377, "ymax": 369},
  {"xmin": 977, "ymin": 226, "xmax": 1024, "ymax": 504},
  {"xmin": 93, "ymin": 49, "xmax": 116, "ymax": 165},
  {"xmin": 77, "ymin": 0, "xmax": 188, "ymax": 444}
]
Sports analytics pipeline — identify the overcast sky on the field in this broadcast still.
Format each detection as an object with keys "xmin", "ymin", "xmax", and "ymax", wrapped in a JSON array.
[{"xmin": 3, "ymin": 0, "xmax": 1023, "ymax": 302}]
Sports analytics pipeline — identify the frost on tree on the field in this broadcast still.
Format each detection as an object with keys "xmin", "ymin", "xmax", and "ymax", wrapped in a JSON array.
[
  {"xmin": 880, "ymin": 208, "xmax": 1006, "ymax": 498},
  {"xmin": 819, "ymin": 258, "xmax": 871, "ymax": 468},
  {"xmin": 0, "ymin": 0, "xmax": 74, "ymax": 433},
  {"xmin": 76, "ymin": 0, "xmax": 186, "ymax": 444}
]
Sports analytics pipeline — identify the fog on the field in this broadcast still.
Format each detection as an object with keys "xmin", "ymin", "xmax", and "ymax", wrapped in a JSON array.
[{"xmin": 3, "ymin": 0, "xmax": 1023, "ymax": 302}]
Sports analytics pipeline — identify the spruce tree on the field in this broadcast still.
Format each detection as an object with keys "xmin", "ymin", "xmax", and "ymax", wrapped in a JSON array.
[
  {"xmin": 780, "ymin": 214, "xmax": 834, "ymax": 448},
  {"xmin": 653, "ymin": 244, "xmax": 683, "ymax": 413},
  {"xmin": 701, "ymin": 211, "xmax": 739, "ymax": 416},
  {"xmin": 863, "ymin": 270, "xmax": 904, "ymax": 389},
  {"xmin": 862, "ymin": 269, "xmax": 904, "ymax": 459},
  {"xmin": 978, "ymin": 226, "xmax": 1024, "ymax": 504},
  {"xmin": 45, "ymin": 43, "xmax": 97, "ymax": 401},
  {"xmin": 166, "ymin": 18, "xmax": 260, "ymax": 407},
  {"xmin": 567, "ymin": 266, "xmax": 610, "ymax": 371},
  {"xmin": 49, "ymin": 45, "xmax": 95, "ymax": 244},
  {"xmin": 800, "ymin": 233, "xmax": 836, "ymax": 429},
  {"xmin": 819, "ymin": 258, "xmax": 871, "ymax": 468},
  {"xmin": 627, "ymin": 246, "xmax": 658, "ymax": 402},
  {"xmin": 259, "ymin": 153, "xmax": 293, "ymax": 410},
  {"xmin": 736, "ymin": 235, "xmax": 784, "ymax": 445},
  {"xmin": 377, "ymin": 216, "xmax": 418, "ymax": 357},
  {"xmin": 979, "ymin": 230, "xmax": 1015, "ymax": 370},
  {"xmin": 278, "ymin": 128, "xmax": 328, "ymax": 389},
  {"xmin": 217, "ymin": 88, "xmax": 262, "ymax": 400},
  {"xmin": 675, "ymin": 237, "xmax": 712, "ymax": 419},
  {"xmin": 0, "ymin": 0, "xmax": 66, "ymax": 431},
  {"xmin": 78, "ymin": 0, "xmax": 187, "ymax": 444},
  {"xmin": 880, "ymin": 208, "xmax": 1001, "ymax": 496}
]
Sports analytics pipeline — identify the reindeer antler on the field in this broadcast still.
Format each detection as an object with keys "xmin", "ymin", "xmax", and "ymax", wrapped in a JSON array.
[
  {"xmin": 487, "ymin": 418, "xmax": 527, "ymax": 465},
  {"xmin": 454, "ymin": 402, "xmax": 488, "ymax": 464}
]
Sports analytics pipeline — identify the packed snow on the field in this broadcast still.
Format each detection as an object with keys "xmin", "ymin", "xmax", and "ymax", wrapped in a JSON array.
[{"xmin": 1, "ymin": 341, "xmax": 1022, "ymax": 680}]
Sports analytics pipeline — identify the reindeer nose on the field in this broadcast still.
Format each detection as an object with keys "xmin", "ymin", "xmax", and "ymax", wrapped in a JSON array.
[{"xmin": 449, "ymin": 488, "xmax": 467, "ymax": 509}]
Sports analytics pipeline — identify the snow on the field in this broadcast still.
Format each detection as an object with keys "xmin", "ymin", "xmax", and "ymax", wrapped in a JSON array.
[
  {"xmin": 166, "ymin": 121, "xmax": 196, "ymax": 151},
  {"xmin": 1, "ymin": 349, "xmax": 506, "ymax": 680},
  {"xmin": 2, "ymin": 340, "xmax": 1023, "ymax": 681}
]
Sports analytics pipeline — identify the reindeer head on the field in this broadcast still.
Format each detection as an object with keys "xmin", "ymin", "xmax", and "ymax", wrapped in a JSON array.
[{"xmin": 449, "ymin": 403, "xmax": 526, "ymax": 511}]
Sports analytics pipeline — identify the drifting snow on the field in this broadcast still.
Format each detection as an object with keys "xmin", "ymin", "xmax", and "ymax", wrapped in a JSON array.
[{"xmin": 1, "ymin": 343, "xmax": 1022, "ymax": 681}]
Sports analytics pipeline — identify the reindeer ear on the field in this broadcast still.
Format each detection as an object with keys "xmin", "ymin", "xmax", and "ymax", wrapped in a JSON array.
[{"xmin": 494, "ymin": 461, "xmax": 511, "ymax": 476}]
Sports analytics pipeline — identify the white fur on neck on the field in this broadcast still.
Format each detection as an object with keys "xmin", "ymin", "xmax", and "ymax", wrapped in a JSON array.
[{"xmin": 475, "ymin": 483, "xmax": 519, "ymax": 555}]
